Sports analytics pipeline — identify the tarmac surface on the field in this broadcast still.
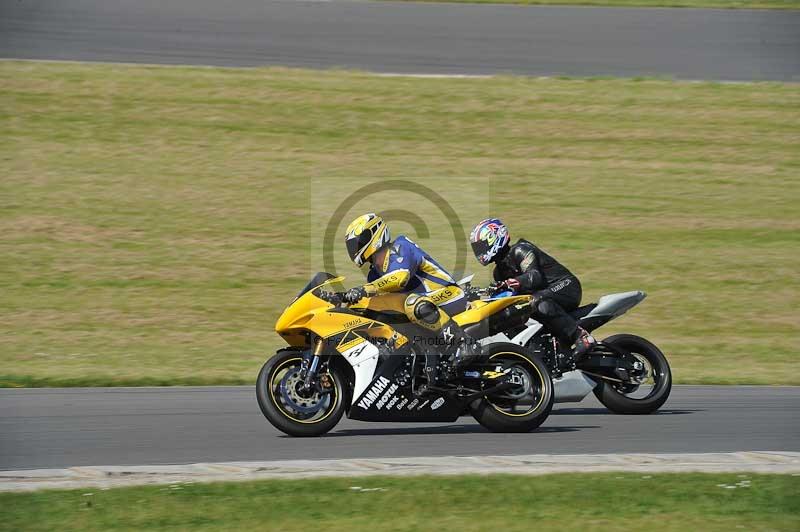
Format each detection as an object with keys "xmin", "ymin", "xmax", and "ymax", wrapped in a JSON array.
[
  {"xmin": 2, "ymin": 385, "xmax": 798, "ymax": 470},
  {"xmin": 2, "ymin": 0, "xmax": 799, "ymax": 80}
]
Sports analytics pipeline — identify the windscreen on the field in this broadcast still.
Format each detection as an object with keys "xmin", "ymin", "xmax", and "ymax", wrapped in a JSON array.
[{"xmin": 295, "ymin": 272, "xmax": 336, "ymax": 299}]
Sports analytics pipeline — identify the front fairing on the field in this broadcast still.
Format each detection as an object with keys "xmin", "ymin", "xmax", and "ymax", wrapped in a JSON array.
[{"xmin": 275, "ymin": 275, "xmax": 346, "ymax": 345}]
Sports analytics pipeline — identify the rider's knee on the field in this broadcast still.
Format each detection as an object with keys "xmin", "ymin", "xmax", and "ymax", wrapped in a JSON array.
[
  {"xmin": 534, "ymin": 298, "xmax": 562, "ymax": 319},
  {"xmin": 404, "ymin": 294, "xmax": 442, "ymax": 326},
  {"xmin": 415, "ymin": 300, "xmax": 441, "ymax": 324}
]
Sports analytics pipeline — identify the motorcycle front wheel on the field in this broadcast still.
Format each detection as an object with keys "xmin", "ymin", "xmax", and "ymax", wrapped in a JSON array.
[
  {"xmin": 256, "ymin": 350, "xmax": 346, "ymax": 437},
  {"xmin": 470, "ymin": 343, "xmax": 554, "ymax": 432}
]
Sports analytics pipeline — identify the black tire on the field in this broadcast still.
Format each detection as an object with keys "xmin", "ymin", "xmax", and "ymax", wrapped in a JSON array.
[
  {"xmin": 470, "ymin": 343, "xmax": 554, "ymax": 432},
  {"xmin": 256, "ymin": 350, "xmax": 346, "ymax": 437},
  {"xmin": 593, "ymin": 334, "xmax": 671, "ymax": 415}
]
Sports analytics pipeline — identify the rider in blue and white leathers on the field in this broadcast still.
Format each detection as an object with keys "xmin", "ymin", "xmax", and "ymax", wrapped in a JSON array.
[{"xmin": 342, "ymin": 213, "xmax": 478, "ymax": 383}]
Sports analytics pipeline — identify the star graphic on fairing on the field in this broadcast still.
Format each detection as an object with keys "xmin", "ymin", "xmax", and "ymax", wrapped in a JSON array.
[{"xmin": 442, "ymin": 326, "xmax": 454, "ymax": 343}]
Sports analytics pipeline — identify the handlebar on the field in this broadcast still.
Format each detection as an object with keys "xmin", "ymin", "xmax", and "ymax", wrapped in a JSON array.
[
  {"xmin": 316, "ymin": 290, "xmax": 344, "ymax": 307},
  {"xmin": 464, "ymin": 284, "xmax": 512, "ymax": 301}
]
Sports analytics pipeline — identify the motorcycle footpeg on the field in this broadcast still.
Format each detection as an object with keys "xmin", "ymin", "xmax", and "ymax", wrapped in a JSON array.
[
  {"xmin": 413, "ymin": 384, "xmax": 429, "ymax": 398},
  {"xmin": 414, "ymin": 384, "xmax": 449, "ymax": 398}
]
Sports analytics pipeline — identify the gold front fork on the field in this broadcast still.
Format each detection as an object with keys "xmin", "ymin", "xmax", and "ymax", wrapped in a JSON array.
[
  {"xmin": 313, "ymin": 337, "xmax": 324, "ymax": 356},
  {"xmin": 302, "ymin": 337, "xmax": 325, "ymax": 390}
]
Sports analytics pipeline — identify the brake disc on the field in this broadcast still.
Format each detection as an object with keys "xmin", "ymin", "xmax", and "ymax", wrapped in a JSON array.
[{"xmin": 279, "ymin": 368, "xmax": 327, "ymax": 414}]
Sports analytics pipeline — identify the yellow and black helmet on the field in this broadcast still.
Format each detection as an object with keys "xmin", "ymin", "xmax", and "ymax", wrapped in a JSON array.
[{"xmin": 345, "ymin": 213, "xmax": 391, "ymax": 266}]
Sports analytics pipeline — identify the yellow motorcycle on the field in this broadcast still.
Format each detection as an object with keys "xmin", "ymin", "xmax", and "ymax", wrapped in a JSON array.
[{"xmin": 257, "ymin": 272, "xmax": 553, "ymax": 437}]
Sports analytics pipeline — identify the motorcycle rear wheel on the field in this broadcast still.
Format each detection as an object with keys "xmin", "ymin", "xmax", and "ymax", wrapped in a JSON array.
[
  {"xmin": 256, "ymin": 350, "xmax": 346, "ymax": 437},
  {"xmin": 470, "ymin": 343, "xmax": 554, "ymax": 432},
  {"xmin": 592, "ymin": 334, "xmax": 671, "ymax": 414}
]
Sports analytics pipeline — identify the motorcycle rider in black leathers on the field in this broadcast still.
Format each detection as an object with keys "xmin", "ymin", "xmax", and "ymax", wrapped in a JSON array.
[{"xmin": 469, "ymin": 218, "xmax": 596, "ymax": 358}]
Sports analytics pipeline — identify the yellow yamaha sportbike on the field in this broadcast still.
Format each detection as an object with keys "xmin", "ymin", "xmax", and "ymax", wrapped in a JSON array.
[{"xmin": 256, "ymin": 272, "xmax": 553, "ymax": 437}]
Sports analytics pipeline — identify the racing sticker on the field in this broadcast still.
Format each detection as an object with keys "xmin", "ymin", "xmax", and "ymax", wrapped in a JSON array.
[
  {"xmin": 375, "ymin": 273, "xmax": 401, "ymax": 290},
  {"xmin": 343, "ymin": 339, "xmax": 379, "ymax": 365},
  {"xmin": 375, "ymin": 383, "xmax": 399, "ymax": 410},
  {"xmin": 430, "ymin": 287, "xmax": 460, "ymax": 306},
  {"xmin": 357, "ymin": 376, "xmax": 391, "ymax": 410},
  {"xmin": 550, "ymin": 278, "xmax": 572, "ymax": 293},
  {"xmin": 431, "ymin": 397, "xmax": 445, "ymax": 410}
]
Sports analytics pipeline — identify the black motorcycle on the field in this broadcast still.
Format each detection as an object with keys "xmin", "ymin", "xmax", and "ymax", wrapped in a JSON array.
[{"xmin": 461, "ymin": 281, "xmax": 671, "ymax": 415}]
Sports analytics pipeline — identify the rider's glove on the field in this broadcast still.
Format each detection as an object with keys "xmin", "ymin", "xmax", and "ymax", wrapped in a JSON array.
[
  {"xmin": 500, "ymin": 278, "xmax": 521, "ymax": 292},
  {"xmin": 464, "ymin": 286, "xmax": 481, "ymax": 301},
  {"xmin": 342, "ymin": 286, "xmax": 368, "ymax": 305},
  {"xmin": 317, "ymin": 290, "xmax": 342, "ymax": 304}
]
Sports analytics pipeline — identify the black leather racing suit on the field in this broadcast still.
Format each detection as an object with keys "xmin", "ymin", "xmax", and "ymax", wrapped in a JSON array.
[{"xmin": 492, "ymin": 239, "xmax": 582, "ymax": 344}]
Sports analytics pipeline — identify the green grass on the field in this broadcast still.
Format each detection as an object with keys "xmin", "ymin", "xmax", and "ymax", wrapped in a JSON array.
[
  {"xmin": 1, "ymin": 61, "xmax": 799, "ymax": 387},
  {"xmin": 389, "ymin": 0, "xmax": 800, "ymax": 9},
  {"xmin": 1, "ymin": 474, "xmax": 798, "ymax": 531}
]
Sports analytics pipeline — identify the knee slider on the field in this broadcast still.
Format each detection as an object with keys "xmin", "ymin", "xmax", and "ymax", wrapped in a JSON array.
[
  {"xmin": 414, "ymin": 300, "xmax": 441, "ymax": 325},
  {"xmin": 535, "ymin": 299, "xmax": 560, "ymax": 318}
]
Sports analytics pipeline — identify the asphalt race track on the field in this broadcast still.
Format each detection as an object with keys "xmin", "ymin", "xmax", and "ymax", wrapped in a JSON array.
[
  {"xmin": 1, "ymin": 0, "xmax": 799, "ymax": 81},
  {"xmin": 2, "ymin": 386, "xmax": 798, "ymax": 470}
]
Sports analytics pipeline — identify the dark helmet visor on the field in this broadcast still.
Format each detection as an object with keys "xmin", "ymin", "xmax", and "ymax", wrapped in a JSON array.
[
  {"xmin": 346, "ymin": 229, "xmax": 374, "ymax": 262},
  {"xmin": 470, "ymin": 239, "xmax": 492, "ymax": 265}
]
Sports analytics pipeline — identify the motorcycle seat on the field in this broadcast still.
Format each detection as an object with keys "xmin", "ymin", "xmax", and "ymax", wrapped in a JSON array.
[
  {"xmin": 576, "ymin": 291, "xmax": 647, "ymax": 322},
  {"xmin": 569, "ymin": 304, "xmax": 597, "ymax": 319}
]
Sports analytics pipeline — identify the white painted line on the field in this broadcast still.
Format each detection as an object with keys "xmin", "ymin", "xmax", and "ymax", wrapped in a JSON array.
[
  {"xmin": 2, "ymin": 451, "xmax": 798, "ymax": 492},
  {"xmin": 374, "ymin": 73, "xmax": 493, "ymax": 79},
  {"xmin": 1, "ymin": 58, "xmax": 789, "ymax": 85}
]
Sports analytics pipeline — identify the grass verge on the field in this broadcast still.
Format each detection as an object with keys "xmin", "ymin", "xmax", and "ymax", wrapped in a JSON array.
[
  {"xmin": 389, "ymin": 0, "xmax": 800, "ymax": 10},
  {"xmin": 1, "ymin": 473, "xmax": 798, "ymax": 531},
  {"xmin": 1, "ymin": 61, "xmax": 798, "ymax": 386}
]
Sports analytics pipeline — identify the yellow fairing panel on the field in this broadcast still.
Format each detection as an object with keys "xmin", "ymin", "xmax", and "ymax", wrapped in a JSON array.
[
  {"xmin": 364, "ymin": 324, "xmax": 409, "ymax": 347},
  {"xmin": 349, "ymin": 294, "xmax": 409, "ymax": 347},
  {"xmin": 275, "ymin": 276, "xmax": 410, "ymax": 350},
  {"xmin": 303, "ymin": 312, "xmax": 371, "ymax": 340},
  {"xmin": 302, "ymin": 311, "xmax": 410, "ymax": 352},
  {"xmin": 454, "ymin": 296, "xmax": 531, "ymax": 327},
  {"xmin": 275, "ymin": 276, "xmax": 345, "ymax": 346},
  {"xmin": 275, "ymin": 289, "xmax": 330, "ymax": 335}
]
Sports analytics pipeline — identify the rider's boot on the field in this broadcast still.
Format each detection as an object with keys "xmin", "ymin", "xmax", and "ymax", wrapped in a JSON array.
[
  {"xmin": 440, "ymin": 321, "xmax": 482, "ymax": 378},
  {"xmin": 570, "ymin": 327, "xmax": 597, "ymax": 360},
  {"xmin": 452, "ymin": 335, "xmax": 482, "ymax": 371},
  {"xmin": 415, "ymin": 322, "xmax": 482, "ymax": 395},
  {"xmin": 412, "ymin": 352, "xmax": 440, "ymax": 397}
]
